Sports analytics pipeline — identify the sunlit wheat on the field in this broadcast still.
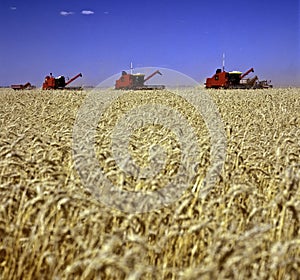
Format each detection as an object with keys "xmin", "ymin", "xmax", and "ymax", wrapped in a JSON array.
[{"xmin": 0, "ymin": 88, "xmax": 299, "ymax": 279}]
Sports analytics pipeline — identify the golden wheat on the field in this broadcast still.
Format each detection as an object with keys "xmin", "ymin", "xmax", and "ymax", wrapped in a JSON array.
[{"xmin": 0, "ymin": 87, "xmax": 299, "ymax": 279}]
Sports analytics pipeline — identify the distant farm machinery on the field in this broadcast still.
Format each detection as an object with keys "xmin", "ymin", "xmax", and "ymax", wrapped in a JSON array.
[
  {"xmin": 115, "ymin": 69, "xmax": 165, "ymax": 90},
  {"xmin": 204, "ymin": 55, "xmax": 272, "ymax": 89},
  {"xmin": 8, "ymin": 59, "xmax": 276, "ymax": 91},
  {"xmin": 42, "ymin": 73, "xmax": 82, "ymax": 90},
  {"xmin": 205, "ymin": 67, "xmax": 272, "ymax": 89},
  {"xmin": 11, "ymin": 82, "xmax": 35, "ymax": 90}
]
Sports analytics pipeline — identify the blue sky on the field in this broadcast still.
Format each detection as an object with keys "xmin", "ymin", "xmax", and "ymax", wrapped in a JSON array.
[{"xmin": 0, "ymin": 0, "xmax": 299, "ymax": 87}]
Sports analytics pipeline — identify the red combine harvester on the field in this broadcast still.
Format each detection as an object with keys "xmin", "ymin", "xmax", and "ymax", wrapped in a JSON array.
[
  {"xmin": 42, "ymin": 73, "xmax": 82, "ymax": 90},
  {"xmin": 205, "ymin": 67, "xmax": 272, "ymax": 89},
  {"xmin": 11, "ymin": 82, "xmax": 35, "ymax": 90},
  {"xmin": 115, "ymin": 70, "xmax": 165, "ymax": 90}
]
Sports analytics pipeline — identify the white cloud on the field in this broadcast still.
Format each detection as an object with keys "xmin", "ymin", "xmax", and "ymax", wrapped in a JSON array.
[
  {"xmin": 10, "ymin": 7, "xmax": 17, "ymax": 10},
  {"xmin": 81, "ymin": 10, "xmax": 94, "ymax": 15},
  {"xmin": 60, "ymin": 11, "xmax": 74, "ymax": 16},
  {"xmin": 104, "ymin": 11, "xmax": 109, "ymax": 15}
]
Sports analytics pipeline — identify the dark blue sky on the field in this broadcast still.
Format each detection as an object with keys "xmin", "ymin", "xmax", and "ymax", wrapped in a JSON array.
[{"xmin": 0, "ymin": 0, "xmax": 299, "ymax": 87}]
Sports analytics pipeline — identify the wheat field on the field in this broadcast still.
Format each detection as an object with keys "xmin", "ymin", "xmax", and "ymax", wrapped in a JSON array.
[{"xmin": 0, "ymin": 87, "xmax": 299, "ymax": 279}]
